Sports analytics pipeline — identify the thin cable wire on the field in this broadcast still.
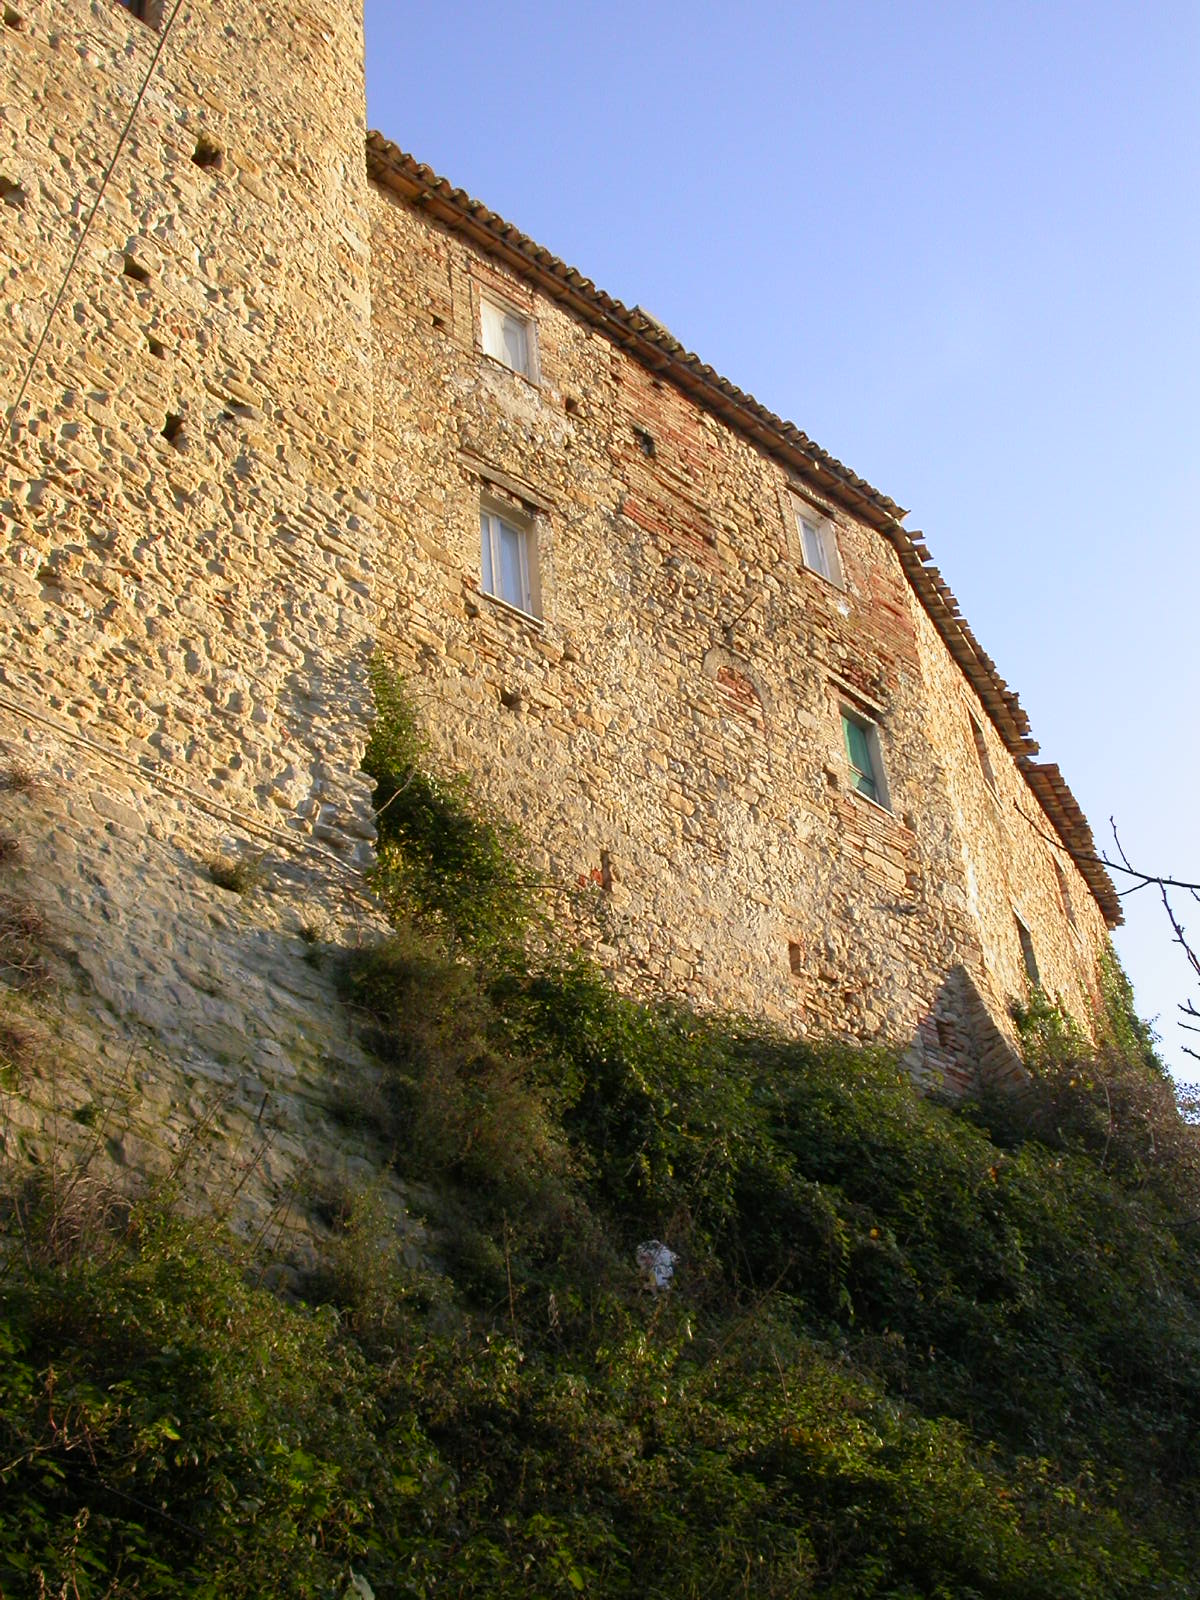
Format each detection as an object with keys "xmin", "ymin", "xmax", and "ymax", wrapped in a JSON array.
[
  {"xmin": 5, "ymin": 0, "xmax": 187, "ymax": 438},
  {"xmin": 0, "ymin": 682, "xmax": 369, "ymax": 884}
]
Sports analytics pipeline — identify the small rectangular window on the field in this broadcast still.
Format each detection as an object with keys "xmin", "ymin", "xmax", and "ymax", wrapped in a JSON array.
[
  {"xmin": 480, "ymin": 504, "xmax": 539, "ymax": 617},
  {"xmin": 1053, "ymin": 858, "xmax": 1077, "ymax": 929},
  {"xmin": 480, "ymin": 296, "xmax": 536, "ymax": 379},
  {"xmin": 968, "ymin": 711, "xmax": 997, "ymax": 790},
  {"xmin": 793, "ymin": 496, "xmax": 842, "ymax": 586},
  {"xmin": 1015, "ymin": 914, "xmax": 1040, "ymax": 986},
  {"xmin": 841, "ymin": 709, "xmax": 888, "ymax": 809}
]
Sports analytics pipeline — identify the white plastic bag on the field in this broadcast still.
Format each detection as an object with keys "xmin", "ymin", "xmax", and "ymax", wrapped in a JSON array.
[{"xmin": 636, "ymin": 1239, "xmax": 678, "ymax": 1291}]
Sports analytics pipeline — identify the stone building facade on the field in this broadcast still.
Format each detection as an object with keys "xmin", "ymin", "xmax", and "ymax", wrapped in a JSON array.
[
  {"xmin": 366, "ymin": 141, "xmax": 1118, "ymax": 1090},
  {"xmin": 0, "ymin": 0, "xmax": 1117, "ymax": 1220}
]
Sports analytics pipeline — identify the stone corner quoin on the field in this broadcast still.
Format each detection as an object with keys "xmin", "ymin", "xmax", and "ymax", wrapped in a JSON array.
[{"xmin": 0, "ymin": 0, "xmax": 1116, "ymax": 1120}]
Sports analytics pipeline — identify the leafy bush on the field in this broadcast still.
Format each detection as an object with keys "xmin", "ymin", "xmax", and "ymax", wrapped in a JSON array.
[
  {"xmin": 365, "ymin": 663, "xmax": 538, "ymax": 965},
  {"xmin": 990, "ymin": 970, "xmax": 1200, "ymax": 1212},
  {"xmin": 204, "ymin": 851, "xmax": 267, "ymax": 897},
  {"xmin": 0, "ymin": 1184, "xmax": 438, "ymax": 1598}
]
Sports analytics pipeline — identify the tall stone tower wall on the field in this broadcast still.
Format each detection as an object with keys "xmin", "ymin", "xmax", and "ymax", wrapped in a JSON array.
[{"xmin": 0, "ymin": 0, "xmax": 389, "ymax": 1241}]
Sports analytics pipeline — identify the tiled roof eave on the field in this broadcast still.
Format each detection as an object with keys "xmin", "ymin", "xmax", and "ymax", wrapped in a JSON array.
[{"xmin": 365, "ymin": 133, "xmax": 1122, "ymax": 929}]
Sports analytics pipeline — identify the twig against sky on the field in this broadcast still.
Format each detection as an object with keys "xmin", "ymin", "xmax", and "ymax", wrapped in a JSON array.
[{"xmin": 1111, "ymin": 822, "xmax": 1200, "ymax": 1065}]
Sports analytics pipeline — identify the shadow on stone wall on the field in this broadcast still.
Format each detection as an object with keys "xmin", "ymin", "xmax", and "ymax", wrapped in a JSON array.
[
  {"xmin": 0, "ymin": 723, "xmax": 414, "ymax": 1272},
  {"xmin": 905, "ymin": 963, "xmax": 1026, "ymax": 1098}
]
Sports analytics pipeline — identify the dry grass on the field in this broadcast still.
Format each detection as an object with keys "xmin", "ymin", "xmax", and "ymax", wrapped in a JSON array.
[
  {"xmin": 0, "ymin": 893, "xmax": 48, "ymax": 989},
  {"xmin": 7, "ymin": 1160, "xmax": 131, "ymax": 1269},
  {"xmin": 0, "ymin": 760, "xmax": 41, "ymax": 795},
  {"xmin": 205, "ymin": 851, "xmax": 267, "ymax": 896},
  {"xmin": 0, "ymin": 1007, "xmax": 41, "ymax": 1085}
]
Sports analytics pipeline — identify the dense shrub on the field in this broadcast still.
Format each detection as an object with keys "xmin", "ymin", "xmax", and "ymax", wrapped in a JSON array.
[
  {"xmin": 0, "ymin": 1189, "xmax": 432, "ymax": 1598},
  {"xmin": 364, "ymin": 663, "xmax": 537, "ymax": 966}
]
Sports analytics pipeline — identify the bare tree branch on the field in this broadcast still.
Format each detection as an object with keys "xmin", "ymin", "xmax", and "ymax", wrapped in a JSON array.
[
  {"xmin": 1014, "ymin": 798, "xmax": 1200, "ymax": 893},
  {"xmin": 1015, "ymin": 794, "xmax": 1200, "ymax": 1070},
  {"xmin": 1109, "ymin": 821, "xmax": 1200, "ymax": 1060}
]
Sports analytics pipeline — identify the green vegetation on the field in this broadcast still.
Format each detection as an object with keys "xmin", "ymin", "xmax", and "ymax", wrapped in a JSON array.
[
  {"xmin": 203, "ymin": 851, "xmax": 268, "ymax": 898},
  {"xmin": 2, "ymin": 668, "xmax": 1199, "ymax": 1596}
]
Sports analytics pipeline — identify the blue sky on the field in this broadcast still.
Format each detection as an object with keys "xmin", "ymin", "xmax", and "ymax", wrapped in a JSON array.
[{"xmin": 363, "ymin": 0, "xmax": 1200, "ymax": 1079}]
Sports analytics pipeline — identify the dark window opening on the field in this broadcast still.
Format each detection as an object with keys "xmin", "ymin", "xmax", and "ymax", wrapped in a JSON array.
[
  {"xmin": 161, "ymin": 412, "xmax": 184, "ymax": 446},
  {"xmin": 968, "ymin": 711, "xmax": 997, "ymax": 790},
  {"xmin": 787, "ymin": 940, "xmax": 804, "ymax": 978},
  {"xmin": 123, "ymin": 254, "xmax": 151, "ymax": 284},
  {"xmin": 1015, "ymin": 915, "xmax": 1040, "ymax": 986},
  {"xmin": 115, "ymin": 0, "xmax": 159, "ymax": 26}
]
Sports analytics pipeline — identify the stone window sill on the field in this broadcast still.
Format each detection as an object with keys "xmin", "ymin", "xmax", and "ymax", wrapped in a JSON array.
[
  {"xmin": 470, "ymin": 586, "xmax": 546, "ymax": 633},
  {"xmin": 849, "ymin": 787, "xmax": 897, "ymax": 823},
  {"xmin": 478, "ymin": 352, "xmax": 542, "ymax": 393}
]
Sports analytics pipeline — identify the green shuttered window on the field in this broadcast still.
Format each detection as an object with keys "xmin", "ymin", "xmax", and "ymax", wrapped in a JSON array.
[{"xmin": 842, "ymin": 711, "xmax": 883, "ymax": 805}]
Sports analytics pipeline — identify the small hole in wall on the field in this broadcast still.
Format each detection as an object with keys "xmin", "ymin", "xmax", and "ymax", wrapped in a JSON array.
[
  {"xmin": 934, "ymin": 1018, "xmax": 955, "ymax": 1050},
  {"xmin": 115, "ymin": 0, "xmax": 161, "ymax": 26},
  {"xmin": 161, "ymin": 412, "xmax": 184, "ymax": 446},
  {"xmin": 599, "ymin": 849, "xmax": 613, "ymax": 893},
  {"xmin": 564, "ymin": 395, "xmax": 581, "ymax": 416},
  {"xmin": 787, "ymin": 940, "xmax": 804, "ymax": 978},
  {"xmin": 146, "ymin": 334, "xmax": 165, "ymax": 359},
  {"xmin": 431, "ymin": 313, "xmax": 446, "ymax": 330},
  {"xmin": 0, "ymin": 176, "xmax": 26, "ymax": 208},
  {"xmin": 3, "ymin": 7, "xmax": 23, "ymax": 27},
  {"xmin": 635, "ymin": 426, "xmax": 656, "ymax": 458},
  {"xmin": 123, "ymin": 254, "xmax": 151, "ymax": 284},
  {"xmin": 499, "ymin": 687, "xmax": 523, "ymax": 712},
  {"xmin": 191, "ymin": 135, "xmax": 223, "ymax": 170}
]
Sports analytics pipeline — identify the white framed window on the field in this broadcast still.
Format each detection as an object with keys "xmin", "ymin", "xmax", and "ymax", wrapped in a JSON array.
[
  {"xmin": 967, "ymin": 710, "xmax": 997, "ymax": 791},
  {"xmin": 793, "ymin": 496, "xmax": 842, "ymax": 586},
  {"xmin": 841, "ymin": 708, "xmax": 889, "ymax": 810},
  {"xmin": 480, "ymin": 502, "xmax": 539, "ymax": 617},
  {"xmin": 480, "ymin": 295, "xmax": 538, "ymax": 380}
]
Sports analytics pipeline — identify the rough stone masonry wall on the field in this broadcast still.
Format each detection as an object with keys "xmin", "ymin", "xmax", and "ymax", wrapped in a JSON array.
[
  {"xmin": 368, "ymin": 184, "xmax": 1110, "ymax": 1089},
  {"xmin": 907, "ymin": 595, "xmax": 1110, "ymax": 1032},
  {"xmin": 0, "ymin": 0, "xmax": 399, "ymax": 1251}
]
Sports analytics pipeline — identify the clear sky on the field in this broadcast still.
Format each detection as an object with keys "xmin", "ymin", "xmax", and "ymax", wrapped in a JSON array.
[{"xmin": 363, "ymin": 0, "xmax": 1200, "ymax": 1080}]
